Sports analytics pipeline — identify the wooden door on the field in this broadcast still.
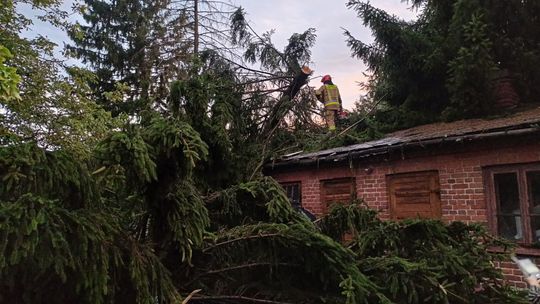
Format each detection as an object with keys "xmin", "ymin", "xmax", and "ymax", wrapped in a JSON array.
[{"xmin": 387, "ymin": 171, "xmax": 441, "ymax": 220}]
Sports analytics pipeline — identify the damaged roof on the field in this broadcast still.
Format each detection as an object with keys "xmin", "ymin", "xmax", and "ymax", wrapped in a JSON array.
[{"xmin": 268, "ymin": 106, "xmax": 540, "ymax": 169}]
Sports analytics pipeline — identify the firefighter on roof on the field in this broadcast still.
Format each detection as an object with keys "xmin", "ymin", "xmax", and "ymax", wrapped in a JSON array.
[{"xmin": 315, "ymin": 74, "xmax": 343, "ymax": 131}]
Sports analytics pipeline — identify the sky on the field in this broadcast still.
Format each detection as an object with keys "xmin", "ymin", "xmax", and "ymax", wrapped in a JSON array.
[
  {"xmin": 21, "ymin": 0, "xmax": 418, "ymax": 109},
  {"xmin": 232, "ymin": 0, "xmax": 418, "ymax": 108}
]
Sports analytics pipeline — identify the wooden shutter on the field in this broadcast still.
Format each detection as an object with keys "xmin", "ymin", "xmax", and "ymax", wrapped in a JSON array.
[
  {"xmin": 321, "ymin": 178, "xmax": 356, "ymax": 212},
  {"xmin": 387, "ymin": 171, "xmax": 441, "ymax": 220}
]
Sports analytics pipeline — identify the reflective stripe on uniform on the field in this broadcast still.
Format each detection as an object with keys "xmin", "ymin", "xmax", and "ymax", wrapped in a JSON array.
[
  {"xmin": 323, "ymin": 85, "xmax": 340, "ymax": 107},
  {"xmin": 324, "ymin": 102, "xmax": 340, "ymax": 107}
]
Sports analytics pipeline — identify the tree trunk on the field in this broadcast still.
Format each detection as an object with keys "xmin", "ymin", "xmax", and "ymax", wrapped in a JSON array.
[
  {"xmin": 194, "ymin": 0, "xmax": 199, "ymax": 55},
  {"xmin": 283, "ymin": 66, "xmax": 312, "ymax": 100},
  {"xmin": 261, "ymin": 66, "xmax": 312, "ymax": 136}
]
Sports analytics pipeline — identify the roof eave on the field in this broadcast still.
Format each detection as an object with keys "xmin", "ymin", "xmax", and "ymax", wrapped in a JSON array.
[{"xmin": 265, "ymin": 127, "xmax": 540, "ymax": 171}]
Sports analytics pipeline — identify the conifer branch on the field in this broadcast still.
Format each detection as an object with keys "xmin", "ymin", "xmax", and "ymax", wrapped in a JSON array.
[{"xmin": 202, "ymin": 233, "xmax": 282, "ymax": 252}]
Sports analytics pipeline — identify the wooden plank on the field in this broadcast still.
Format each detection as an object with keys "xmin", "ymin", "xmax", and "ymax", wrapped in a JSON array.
[
  {"xmin": 393, "ymin": 204, "xmax": 433, "ymax": 212},
  {"xmin": 395, "ymin": 211, "xmax": 434, "ymax": 220},
  {"xmin": 321, "ymin": 178, "xmax": 356, "ymax": 212},
  {"xmin": 387, "ymin": 171, "xmax": 441, "ymax": 220},
  {"xmin": 394, "ymin": 182, "xmax": 429, "ymax": 187},
  {"xmin": 395, "ymin": 190, "xmax": 431, "ymax": 197},
  {"xmin": 395, "ymin": 197, "xmax": 431, "ymax": 205},
  {"xmin": 393, "ymin": 182, "xmax": 430, "ymax": 190},
  {"xmin": 325, "ymin": 185, "xmax": 353, "ymax": 195},
  {"xmin": 393, "ymin": 180, "xmax": 430, "ymax": 187}
]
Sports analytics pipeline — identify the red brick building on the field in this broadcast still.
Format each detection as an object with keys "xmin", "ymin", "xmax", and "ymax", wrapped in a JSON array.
[{"xmin": 265, "ymin": 107, "xmax": 540, "ymax": 286}]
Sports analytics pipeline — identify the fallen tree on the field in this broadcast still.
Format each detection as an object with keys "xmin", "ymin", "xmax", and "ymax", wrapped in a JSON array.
[
  {"xmin": 261, "ymin": 65, "xmax": 313, "ymax": 137},
  {"xmin": 0, "ymin": 2, "xmax": 527, "ymax": 303}
]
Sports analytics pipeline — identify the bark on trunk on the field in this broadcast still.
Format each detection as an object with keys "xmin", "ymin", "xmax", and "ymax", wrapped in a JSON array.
[
  {"xmin": 261, "ymin": 66, "xmax": 312, "ymax": 136},
  {"xmin": 194, "ymin": 0, "xmax": 199, "ymax": 55},
  {"xmin": 283, "ymin": 66, "xmax": 312, "ymax": 100}
]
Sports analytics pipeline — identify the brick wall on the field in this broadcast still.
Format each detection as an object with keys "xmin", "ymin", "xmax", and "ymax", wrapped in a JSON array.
[
  {"xmin": 269, "ymin": 138, "xmax": 540, "ymax": 286},
  {"xmin": 272, "ymin": 140, "xmax": 540, "ymax": 221},
  {"xmin": 495, "ymin": 260, "xmax": 527, "ymax": 288}
]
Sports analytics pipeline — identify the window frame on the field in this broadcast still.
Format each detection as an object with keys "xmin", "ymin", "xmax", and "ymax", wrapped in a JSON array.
[
  {"xmin": 485, "ymin": 163, "xmax": 540, "ymax": 245},
  {"xmin": 281, "ymin": 182, "xmax": 302, "ymax": 209}
]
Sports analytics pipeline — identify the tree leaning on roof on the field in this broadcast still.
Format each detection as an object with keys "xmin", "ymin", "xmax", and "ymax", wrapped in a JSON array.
[{"xmin": 0, "ymin": 1, "xmax": 530, "ymax": 303}]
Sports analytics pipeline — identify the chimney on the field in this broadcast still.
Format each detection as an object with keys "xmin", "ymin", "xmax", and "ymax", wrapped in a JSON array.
[{"xmin": 492, "ymin": 69, "xmax": 520, "ymax": 110}]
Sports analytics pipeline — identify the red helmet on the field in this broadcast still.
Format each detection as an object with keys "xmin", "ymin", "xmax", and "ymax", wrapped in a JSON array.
[{"xmin": 321, "ymin": 75, "xmax": 332, "ymax": 83}]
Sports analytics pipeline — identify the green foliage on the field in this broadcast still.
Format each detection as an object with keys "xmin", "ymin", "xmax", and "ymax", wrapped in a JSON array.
[
  {"xmin": 146, "ymin": 116, "xmax": 209, "ymax": 171},
  {"xmin": 318, "ymin": 203, "xmax": 526, "ymax": 304},
  {"xmin": 0, "ymin": 143, "xmax": 99, "ymax": 208},
  {"xmin": 1, "ymin": 2, "xmax": 120, "ymax": 158},
  {"xmin": 163, "ymin": 180, "xmax": 209, "ymax": 262},
  {"xmin": 208, "ymin": 177, "xmax": 307, "ymax": 229},
  {"xmin": 95, "ymin": 115, "xmax": 210, "ymax": 261},
  {"xmin": 0, "ymin": 194, "xmax": 179, "ymax": 304},
  {"xmin": 345, "ymin": 0, "xmax": 540, "ymax": 130},
  {"xmin": 1, "ymin": 2, "xmax": 530, "ymax": 303},
  {"xmin": 168, "ymin": 59, "xmax": 245, "ymax": 189},
  {"xmin": 231, "ymin": 7, "xmax": 320, "ymax": 139},
  {"xmin": 317, "ymin": 200, "xmax": 379, "ymax": 241},
  {"xmin": 0, "ymin": 45, "xmax": 21, "ymax": 101},
  {"xmin": 444, "ymin": 13, "xmax": 497, "ymax": 120},
  {"xmin": 270, "ymin": 101, "xmax": 386, "ymax": 154},
  {"xmin": 96, "ymin": 131, "xmax": 157, "ymax": 185},
  {"xmin": 191, "ymin": 222, "xmax": 389, "ymax": 304},
  {"xmin": 96, "ymin": 116, "xmax": 209, "ymax": 186},
  {"xmin": 67, "ymin": 0, "xmax": 190, "ymax": 115}
]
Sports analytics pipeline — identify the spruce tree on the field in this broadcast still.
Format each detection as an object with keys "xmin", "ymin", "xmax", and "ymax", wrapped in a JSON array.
[
  {"xmin": 68, "ymin": 0, "xmax": 190, "ymax": 115},
  {"xmin": 1, "ymin": 2, "xmax": 531, "ymax": 303},
  {"xmin": 1, "ymin": 0, "xmax": 119, "ymax": 157},
  {"xmin": 345, "ymin": 0, "xmax": 540, "ymax": 129}
]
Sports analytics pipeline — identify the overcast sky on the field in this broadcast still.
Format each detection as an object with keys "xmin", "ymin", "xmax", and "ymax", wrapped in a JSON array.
[
  {"xmin": 22, "ymin": 0, "xmax": 418, "ymax": 109},
  {"xmin": 232, "ymin": 1, "xmax": 418, "ymax": 108}
]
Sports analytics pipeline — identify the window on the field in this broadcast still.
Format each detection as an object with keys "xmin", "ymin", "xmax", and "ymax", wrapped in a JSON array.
[
  {"xmin": 282, "ymin": 182, "xmax": 301, "ymax": 208},
  {"xmin": 486, "ymin": 164, "xmax": 540, "ymax": 244},
  {"xmin": 387, "ymin": 171, "xmax": 441, "ymax": 220},
  {"xmin": 321, "ymin": 178, "xmax": 356, "ymax": 212}
]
